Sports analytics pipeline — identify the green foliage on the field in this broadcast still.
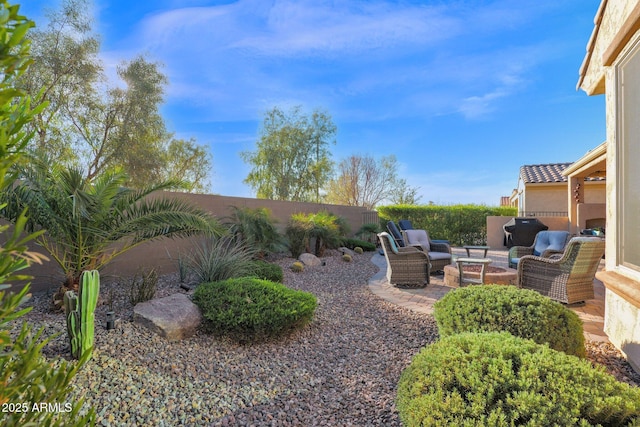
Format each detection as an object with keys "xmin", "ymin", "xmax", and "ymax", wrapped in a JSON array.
[
  {"xmin": 342, "ymin": 238, "xmax": 376, "ymax": 252},
  {"xmin": 226, "ymin": 205, "xmax": 285, "ymax": 258},
  {"xmin": 127, "ymin": 268, "xmax": 158, "ymax": 305},
  {"xmin": 249, "ymin": 260, "xmax": 283, "ymax": 283},
  {"xmin": 187, "ymin": 237, "xmax": 257, "ymax": 284},
  {"xmin": 193, "ymin": 277, "xmax": 317, "ymax": 342},
  {"xmin": 241, "ymin": 105, "xmax": 336, "ymax": 202},
  {"xmin": 21, "ymin": 0, "xmax": 211, "ymax": 191},
  {"xmin": 378, "ymin": 204, "xmax": 518, "ymax": 246},
  {"xmin": 291, "ymin": 261, "xmax": 304, "ymax": 272},
  {"xmin": 64, "ymin": 270, "xmax": 100, "ymax": 359},
  {"xmin": 397, "ymin": 332, "xmax": 640, "ymax": 427},
  {"xmin": 285, "ymin": 211, "xmax": 345, "ymax": 257},
  {"xmin": 2, "ymin": 161, "xmax": 223, "ymax": 290},
  {"xmin": 434, "ymin": 285, "xmax": 586, "ymax": 357},
  {"xmin": 0, "ymin": 2, "xmax": 95, "ymax": 423},
  {"xmin": 355, "ymin": 222, "xmax": 382, "ymax": 244},
  {"xmin": 342, "ymin": 254, "xmax": 352, "ymax": 262}
]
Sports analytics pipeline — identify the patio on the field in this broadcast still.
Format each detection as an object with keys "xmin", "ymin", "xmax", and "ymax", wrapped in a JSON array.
[{"xmin": 368, "ymin": 247, "xmax": 607, "ymax": 342}]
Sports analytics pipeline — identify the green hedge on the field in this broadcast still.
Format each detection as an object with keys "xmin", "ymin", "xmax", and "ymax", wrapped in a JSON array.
[
  {"xmin": 341, "ymin": 237, "xmax": 376, "ymax": 252},
  {"xmin": 397, "ymin": 332, "xmax": 640, "ymax": 427},
  {"xmin": 377, "ymin": 204, "xmax": 516, "ymax": 246},
  {"xmin": 249, "ymin": 260, "xmax": 284, "ymax": 283},
  {"xmin": 193, "ymin": 277, "xmax": 317, "ymax": 342},
  {"xmin": 434, "ymin": 285, "xmax": 585, "ymax": 357}
]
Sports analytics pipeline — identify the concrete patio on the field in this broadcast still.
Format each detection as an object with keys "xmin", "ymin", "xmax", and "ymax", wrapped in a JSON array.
[{"xmin": 368, "ymin": 247, "xmax": 607, "ymax": 342}]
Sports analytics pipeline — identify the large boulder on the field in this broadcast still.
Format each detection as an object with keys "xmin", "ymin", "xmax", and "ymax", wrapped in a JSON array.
[
  {"xmin": 299, "ymin": 252, "xmax": 322, "ymax": 267},
  {"xmin": 133, "ymin": 293, "xmax": 201, "ymax": 340}
]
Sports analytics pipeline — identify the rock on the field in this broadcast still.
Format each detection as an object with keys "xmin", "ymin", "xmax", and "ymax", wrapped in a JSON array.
[
  {"xmin": 133, "ymin": 294, "xmax": 201, "ymax": 340},
  {"xmin": 299, "ymin": 253, "xmax": 322, "ymax": 267},
  {"xmin": 339, "ymin": 247, "xmax": 355, "ymax": 257}
]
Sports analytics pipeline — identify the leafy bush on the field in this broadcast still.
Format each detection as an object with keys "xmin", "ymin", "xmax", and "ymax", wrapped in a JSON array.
[
  {"xmin": 187, "ymin": 237, "xmax": 257, "ymax": 284},
  {"xmin": 127, "ymin": 268, "xmax": 158, "ymax": 305},
  {"xmin": 291, "ymin": 261, "xmax": 304, "ymax": 272},
  {"xmin": 434, "ymin": 285, "xmax": 585, "ymax": 357},
  {"xmin": 355, "ymin": 222, "xmax": 382, "ymax": 244},
  {"xmin": 378, "ymin": 204, "xmax": 517, "ymax": 246},
  {"xmin": 397, "ymin": 332, "xmax": 640, "ymax": 427},
  {"xmin": 285, "ymin": 217, "xmax": 312, "ymax": 258},
  {"xmin": 193, "ymin": 277, "xmax": 317, "ymax": 342},
  {"xmin": 249, "ymin": 260, "xmax": 283, "ymax": 282},
  {"xmin": 341, "ymin": 237, "xmax": 376, "ymax": 252},
  {"xmin": 225, "ymin": 206, "xmax": 285, "ymax": 258},
  {"xmin": 285, "ymin": 211, "xmax": 346, "ymax": 257}
]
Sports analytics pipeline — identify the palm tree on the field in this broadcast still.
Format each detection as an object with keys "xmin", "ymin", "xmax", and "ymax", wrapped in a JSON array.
[{"xmin": 2, "ymin": 159, "xmax": 223, "ymax": 308}]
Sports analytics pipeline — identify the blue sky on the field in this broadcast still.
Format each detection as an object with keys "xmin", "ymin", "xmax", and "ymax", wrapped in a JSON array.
[{"xmin": 21, "ymin": 0, "xmax": 605, "ymax": 205}]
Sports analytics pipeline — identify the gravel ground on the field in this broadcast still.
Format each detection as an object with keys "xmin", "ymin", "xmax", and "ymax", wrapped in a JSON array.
[{"xmin": 11, "ymin": 251, "xmax": 640, "ymax": 426}]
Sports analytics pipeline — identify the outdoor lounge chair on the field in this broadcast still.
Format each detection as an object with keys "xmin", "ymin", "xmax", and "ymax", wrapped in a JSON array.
[
  {"xmin": 508, "ymin": 230, "xmax": 571, "ymax": 269},
  {"xmin": 378, "ymin": 232, "xmax": 431, "ymax": 287},
  {"xmin": 402, "ymin": 229, "xmax": 452, "ymax": 272},
  {"xmin": 398, "ymin": 219, "xmax": 414, "ymax": 230},
  {"xmin": 517, "ymin": 236, "xmax": 605, "ymax": 304},
  {"xmin": 386, "ymin": 221, "xmax": 406, "ymax": 247}
]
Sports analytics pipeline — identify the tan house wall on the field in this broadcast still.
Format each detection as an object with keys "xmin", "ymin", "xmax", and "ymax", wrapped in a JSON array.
[
  {"xmin": 581, "ymin": 0, "xmax": 640, "ymax": 372},
  {"xmin": 519, "ymin": 182, "xmax": 605, "ymax": 216},
  {"xmin": 15, "ymin": 193, "xmax": 378, "ymax": 291}
]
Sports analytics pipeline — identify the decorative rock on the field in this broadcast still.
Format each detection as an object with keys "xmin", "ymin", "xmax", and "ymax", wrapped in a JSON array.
[
  {"xmin": 299, "ymin": 252, "xmax": 322, "ymax": 267},
  {"xmin": 339, "ymin": 247, "xmax": 355, "ymax": 257},
  {"xmin": 133, "ymin": 294, "xmax": 201, "ymax": 340}
]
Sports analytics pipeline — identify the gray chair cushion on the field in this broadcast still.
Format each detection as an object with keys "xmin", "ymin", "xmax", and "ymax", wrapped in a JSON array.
[
  {"xmin": 404, "ymin": 229, "xmax": 430, "ymax": 252},
  {"xmin": 428, "ymin": 252, "xmax": 451, "ymax": 261}
]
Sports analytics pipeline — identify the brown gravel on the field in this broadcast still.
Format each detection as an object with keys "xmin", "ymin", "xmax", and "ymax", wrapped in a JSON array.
[{"xmin": 10, "ymin": 250, "xmax": 640, "ymax": 426}]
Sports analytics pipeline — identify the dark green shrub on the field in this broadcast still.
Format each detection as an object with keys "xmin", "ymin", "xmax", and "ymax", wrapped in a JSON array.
[
  {"xmin": 342, "ymin": 237, "xmax": 376, "ymax": 251},
  {"xmin": 397, "ymin": 332, "xmax": 640, "ymax": 427},
  {"xmin": 193, "ymin": 278, "xmax": 317, "ymax": 342},
  {"xmin": 249, "ymin": 260, "xmax": 283, "ymax": 282},
  {"xmin": 355, "ymin": 222, "xmax": 382, "ymax": 244},
  {"xmin": 225, "ymin": 206, "xmax": 285, "ymax": 258},
  {"xmin": 434, "ymin": 285, "xmax": 585, "ymax": 357},
  {"xmin": 285, "ymin": 218, "xmax": 311, "ymax": 258},
  {"xmin": 377, "ymin": 204, "xmax": 517, "ymax": 246}
]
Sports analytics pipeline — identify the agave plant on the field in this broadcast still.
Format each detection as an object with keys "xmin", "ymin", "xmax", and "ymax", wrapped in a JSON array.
[{"xmin": 2, "ymin": 159, "xmax": 223, "ymax": 308}]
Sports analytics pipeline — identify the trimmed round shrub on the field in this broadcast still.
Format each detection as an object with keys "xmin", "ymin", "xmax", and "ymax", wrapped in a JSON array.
[
  {"xmin": 397, "ymin": 332, "xmax": 640, "ymax": 427},
  {"xmin": 291, "ymin": 261, "xmax": 304, "ymax": 272},
  {"xmin": 193, "ymin": 277, "xmax": 317, "ymax": 342},
  {"xmin": 249, "ymin": 260, "xmax": 283, "ymax": 282},
  {"xmin": 342, "ymin": 254, "xmax": 352, "ymax": 262},
  {"xmin": 434, "ymin": 285, "xmax": 585, "ymax": 357},
  {"xmin": 354, "ymin": 247, "xmax": 363, "ymax": 254}
]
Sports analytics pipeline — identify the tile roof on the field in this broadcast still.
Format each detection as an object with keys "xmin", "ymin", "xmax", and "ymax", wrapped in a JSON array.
[{"xmin": 520, "ymin": 163, "xmax": 605, "ymax": 184}]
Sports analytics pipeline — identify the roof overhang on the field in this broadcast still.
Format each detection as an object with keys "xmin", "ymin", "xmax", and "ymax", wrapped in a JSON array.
[{"xmin": 563, "ymin": 142, "xmax": 607, "ymax": 178}]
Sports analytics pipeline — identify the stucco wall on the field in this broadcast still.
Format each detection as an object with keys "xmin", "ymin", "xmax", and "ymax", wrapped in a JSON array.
[{"xmin": 521, "ymin": 182, "xmax": 605, "ymax": 215}]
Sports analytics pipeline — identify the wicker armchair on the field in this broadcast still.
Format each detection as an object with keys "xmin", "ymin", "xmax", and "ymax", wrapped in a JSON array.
[
  {"xmin": 517, "ymin": 237, "xmax": 605, "ymax": 304},
  {"xmin": 402, "ymin": 229, "xmax": 452, "ymax": 272},
  {"xmin": 378, "ymin": 232, "xmax": 431, "ymax": 287},
  {"xmin": 508, "ymin": 230, "xmax": 571, "ymax": 269}
]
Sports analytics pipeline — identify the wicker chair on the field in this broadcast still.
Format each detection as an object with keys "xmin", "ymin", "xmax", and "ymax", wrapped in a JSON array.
[
  {"xmin": 508, "ymin": 230, "xmax": 571, "ymax": 269},
  {"xmin": 517, "ymin": 237, "xmax": 605, "ymax": 304},
  {"xmin": 402, "ymin": 229, "xmax": 452, "ymax": 272},
  {"xmin": 378, "ymin": 232, "xmax": 431, "ymax": 287}
]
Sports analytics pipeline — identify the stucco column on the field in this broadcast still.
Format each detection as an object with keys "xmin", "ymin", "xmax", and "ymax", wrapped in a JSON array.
[{"xmin": 567, "ymin": 176, "xmax": 582, "ymax": 235}]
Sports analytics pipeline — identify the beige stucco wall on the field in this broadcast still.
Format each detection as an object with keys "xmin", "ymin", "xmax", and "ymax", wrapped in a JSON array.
[
  {"xmin": 521, "ymin": 182, "xmax": 605, "ymax": 215},
  {"xmin": 581, "ymin": 0, "xmax": 640, "ymax": 373},
  {"xmin": 14, "ymin": 193, "xmax": 377, "ymax": 291}
]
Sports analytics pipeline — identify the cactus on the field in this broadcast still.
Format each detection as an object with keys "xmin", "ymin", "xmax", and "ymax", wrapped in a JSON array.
[{"xmin": 64, "ymin": 270, "xmax": 100, "ymax": 359}]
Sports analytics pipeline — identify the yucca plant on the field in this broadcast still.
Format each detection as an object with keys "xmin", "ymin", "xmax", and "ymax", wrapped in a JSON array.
[
  {"xmin": 1, "ymin": 159, "xmax": 224, "ymax": 308},
  {"xmin": 187, "ymin": 237, "xmax": 257, "ymax": 284}
]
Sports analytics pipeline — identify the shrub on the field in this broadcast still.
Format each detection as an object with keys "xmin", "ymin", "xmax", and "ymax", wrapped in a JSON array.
[
  {"xmin": 128, "ymin": 268, "xmax": 158, "ymax": 305},
  {"xmin": 397, "ymin": 332, "xmax": 640, "ymax": 427},
  {"xmin": 342, "ymin": 237, "xmax": 376, "ymax": 252},
  {"xmin": 193, "ymin": 277, "xmax": 317, "ymax": 342},
  {"xmin": 342, "ymin": 254, "xmax": 352, "ymax": 262},
  {"xmin": 286, "ymin": 211, "xmax": 346, "ymax": 257},
  {"xmin": 433, "ymin": 285, "xmax": 585, "ymax": 357},
  {"xmin": 354, "ymin": 247, "xmax": 363, "ymax": 254},
  {"xmin": 291, "ymin": 261, "xmax": 304, "ymax": 272},
  {"xmin": 225, "ymin": 206, "xmax": 285, "ymax": 258},
  {"xmin": 187, "ymin": 237, "xmax": 257, "ymax": 284},
  {"xmin": 285, "ymin": 218, "xmax": 311, "ymax": 259},
  {"xmin": 249, "ymin": 260, "xmax": 283, "ymax": 283}
]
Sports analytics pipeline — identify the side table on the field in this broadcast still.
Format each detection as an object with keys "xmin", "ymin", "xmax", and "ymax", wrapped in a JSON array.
[
  {"xmin": 463, "ymin": 245, "xmax": 490, "ymax": 258},
  {"xmin": 455, "ymin": 257, "xmax": 492, "ymax": 286}
]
